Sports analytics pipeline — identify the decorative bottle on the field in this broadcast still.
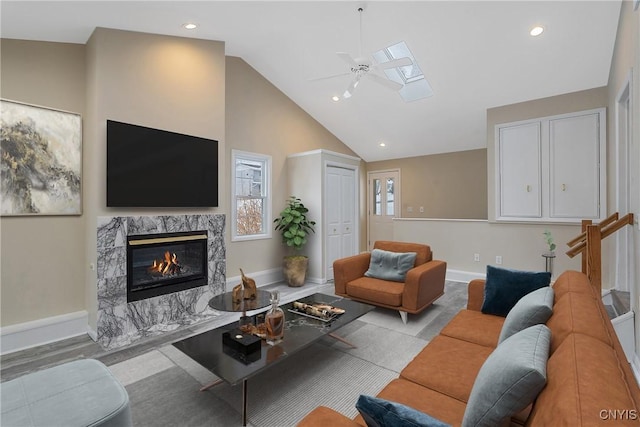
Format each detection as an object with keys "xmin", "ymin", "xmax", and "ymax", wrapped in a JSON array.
[{"xmin": 265, "ymin": 290, "xmax": 284, "ymax": 345}]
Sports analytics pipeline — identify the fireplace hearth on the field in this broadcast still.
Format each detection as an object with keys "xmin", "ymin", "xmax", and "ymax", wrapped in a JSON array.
[{"xmin": 127, "ymin": 231, "xmax": 208, "ymax": 302}]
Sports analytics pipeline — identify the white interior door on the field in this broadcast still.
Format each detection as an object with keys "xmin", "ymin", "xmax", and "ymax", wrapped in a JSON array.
[
  {"xmin": 367, "ymin": 170, "xmax": 400, "ymax": 250},
  {"xmin": 326, "ymin": 166, "xmax": 357, "ymax": 280}
]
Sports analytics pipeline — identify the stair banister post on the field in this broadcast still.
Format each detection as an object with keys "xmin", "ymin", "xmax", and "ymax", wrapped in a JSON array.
[
  {"xmin": 586, "ymin": 224, "xmax": 602, "ymax": 295},
  {"xmin": 581, "ymin": 219, "xmax": 592, "ymax": 274}
]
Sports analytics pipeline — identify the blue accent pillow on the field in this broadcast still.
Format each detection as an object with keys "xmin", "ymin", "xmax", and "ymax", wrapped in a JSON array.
[
  {"xmin": 356, "ymin": 395, "xmax": 451, "ymax": 427},
  {"xmin": 481, "ymin": 265, "xmax": 551, "ymax": 317},
  {"xmin": 364, "ymin": 249, "xmax": 417, "ymax": 282}
]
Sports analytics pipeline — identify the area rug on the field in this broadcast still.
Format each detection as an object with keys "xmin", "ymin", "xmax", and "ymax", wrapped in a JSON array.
[{"xmin": 108, "ymin": 281, "xmax": 467, "ymax": 427}]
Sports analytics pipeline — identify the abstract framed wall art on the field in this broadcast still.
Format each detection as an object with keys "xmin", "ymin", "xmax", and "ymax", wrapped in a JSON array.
[{"xmin": 1, "ymin": 99, "xmax": 82, "ymax": 215}]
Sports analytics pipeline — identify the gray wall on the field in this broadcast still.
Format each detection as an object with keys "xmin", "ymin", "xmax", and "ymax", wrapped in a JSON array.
[
  {"xmin": 367, "ymin": 149, "xmax": 488, "ymax": 220},
  {"xmin": 1, "ymin": 40, "xmax": 86, "ymax": 325}
]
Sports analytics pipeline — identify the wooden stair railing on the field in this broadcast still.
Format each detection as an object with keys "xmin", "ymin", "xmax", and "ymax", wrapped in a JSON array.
[{"xmin": 566, "ymin": 212, "xmax": 635, "ymax": 295}]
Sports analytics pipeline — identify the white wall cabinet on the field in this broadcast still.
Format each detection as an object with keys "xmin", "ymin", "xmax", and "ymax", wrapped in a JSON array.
[{"xmin": 495, "ymin": 108, "xmax": 606, "ymax": 223}]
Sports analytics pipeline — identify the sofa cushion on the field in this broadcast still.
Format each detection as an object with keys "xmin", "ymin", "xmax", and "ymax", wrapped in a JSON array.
[
  {"xmin": 527, "ymin": 333, "xmax": 640, "ymax": 426},
  {"xmin": 546, "ymin": 291, "xmax": 613, "ymax": 353},
  {"xmin": 400, "ymin": 335, "xmax": 493, "ymax": 403},
  {"xmin": 347, "ymin": 277, "xmax": 404, "ymax": 307},
  {"xmin": 481, "ymin": 265, "xmax": 551, "ymax": 317},
  {"xmin": 498, "ymin": 286, "xmax": 554, "ymax": 344},
  {"xmin": 356, "ymin": 395, "xmax": 451, "ymax": 427},
  {"xmin": 1, "ymin": 359, "xmax": 131, "ymax": 427},
  {"xmin": 439, "ymin": 310, "xmax": 504, "ymax": 348},
  {"xmin": 462, "ymin": 324, "xmax": 550, "ymax": 427},
  {"xmin": 297, "ymin": 406, "xmax": 362, "ymax": 427},
  {"xmin": 365, "ymin": 249, "xmax": 417, "ymax": 282},
  {"xmin": 367, "ymin": 379, "xmax": 466, "ymax": 427}
]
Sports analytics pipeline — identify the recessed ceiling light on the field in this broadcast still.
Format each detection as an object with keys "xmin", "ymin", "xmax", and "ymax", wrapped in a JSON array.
[
  {"xmin": 183, "ymin": 23, "xmax": 197, "ymax": 30},
  {"xmin": 379, "ymin": 142, "xmax": 386, "ymax": 147},
  {"xmin": 530, "ymin": 26, "xmax": 544, "ymax": 37},
  {"xmin": 332, "ymin": 95, "xmax": 340, "ymax": 102}
]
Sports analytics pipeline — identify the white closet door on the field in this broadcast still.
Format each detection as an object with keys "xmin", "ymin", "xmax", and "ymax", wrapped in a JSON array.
[
  {"xmin": 326, "ymin": 166, "xmax": 356, "ymax": 280},
  {"xmin": 549, "ymin": 113, "xmax": 601, "ymax": 218},
  {"xmin": 498, "ymin": 123, "xmax": 542, "ymax": 218}
]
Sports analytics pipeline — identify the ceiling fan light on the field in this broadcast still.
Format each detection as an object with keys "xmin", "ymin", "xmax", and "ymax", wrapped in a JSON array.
[{"xmin": 530, "ymin": 26, "xmax": 544, "ymax": 36}]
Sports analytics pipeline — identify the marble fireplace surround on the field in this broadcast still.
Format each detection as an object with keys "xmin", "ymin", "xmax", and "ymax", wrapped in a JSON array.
[{"xmin": 96, "ymin": 214, "xmax": 225, "ymax": 349}]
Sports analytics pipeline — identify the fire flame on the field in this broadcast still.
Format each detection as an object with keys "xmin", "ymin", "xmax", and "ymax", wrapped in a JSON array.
[{"xmin": 148, "ymin": 251, "xmax": 181, "ymax": 276}]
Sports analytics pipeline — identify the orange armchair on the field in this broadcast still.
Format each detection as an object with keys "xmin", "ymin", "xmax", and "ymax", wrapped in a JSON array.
[{"xmin": 333, "ymin": 241, "xmax": 447, "ymax": 323}]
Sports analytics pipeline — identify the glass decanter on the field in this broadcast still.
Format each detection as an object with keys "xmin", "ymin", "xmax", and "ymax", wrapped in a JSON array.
[{"xmin": 265, "ymin": 290, "xmax": 284, "ymax": 345}]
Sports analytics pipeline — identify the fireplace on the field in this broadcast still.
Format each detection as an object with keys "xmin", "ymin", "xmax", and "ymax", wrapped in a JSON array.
[{"xmin": 126, "ymin": 230, "xmax": 208, "ymax": 302}]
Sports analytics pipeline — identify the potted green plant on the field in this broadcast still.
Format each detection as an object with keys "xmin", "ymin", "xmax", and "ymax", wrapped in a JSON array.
[
  {"xmin": 542, "ymin": 229, "xmax": 556, "ymax": 275},
  {"xmin": 274, "ymin": 196, "xmax": 316, "ymax": 287},
  {"xmin": 542, "ymin": 230, "xmax": 556, "ymax": 255}
]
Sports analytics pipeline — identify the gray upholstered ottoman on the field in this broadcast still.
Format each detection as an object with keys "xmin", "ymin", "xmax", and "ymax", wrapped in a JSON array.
[{"xmin": 1, "ymin": 359, "xmax": 132, "ymax": 427}]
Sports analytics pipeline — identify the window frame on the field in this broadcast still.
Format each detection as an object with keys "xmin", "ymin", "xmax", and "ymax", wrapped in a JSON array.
[{"xmin": 231, "ymin": 149, "xmax": 272, "ymax": 242}]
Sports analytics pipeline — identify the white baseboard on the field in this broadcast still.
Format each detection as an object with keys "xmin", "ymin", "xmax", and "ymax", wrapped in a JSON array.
[
  {"xmin": 446, "ymin": 269, "xmax": 485, "ymax": 283},
  {"xmin": 226, "ymin": 268, "xmax": 328, "ymax": 287},
  {"xmin": 226, "ymin": 268, "xmax": 283, "ymax": 289},
  {"xmin": 0, "ymin": 310, "xmax": 89, "ymax": 355}
]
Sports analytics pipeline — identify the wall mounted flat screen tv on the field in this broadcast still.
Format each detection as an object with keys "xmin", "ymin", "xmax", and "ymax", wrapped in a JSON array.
[{"xmin": 107, "ymin": 120, "xmax": 218, "ymax": 207}]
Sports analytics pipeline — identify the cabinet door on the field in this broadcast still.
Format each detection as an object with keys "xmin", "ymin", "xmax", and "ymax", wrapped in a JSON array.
[
  {"xmin": 326, "ymin": 166, "xmax": 357, "ymax": 280},
  {"xmin": 549, "ymin": 113, "xmax": 600, "ymax": 218},
  {"xmin": 498, "ymin": 123, "xmax": 542, "ymax": 218}
]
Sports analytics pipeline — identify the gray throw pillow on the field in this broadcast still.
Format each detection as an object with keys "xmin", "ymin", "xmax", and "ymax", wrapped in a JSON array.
[
  {"xmin": 364, "ymin": 249, "xmax": 417, "ymax": 282},
  {"xmin": 498, "ymin": 287, "xmax": 554, "ymax": 344},
  {"xmin": 462, "ymin": 324, "xmax": 550, "ymax": 427}
]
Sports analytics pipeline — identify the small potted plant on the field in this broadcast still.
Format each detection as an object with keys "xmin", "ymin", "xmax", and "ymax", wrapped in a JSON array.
[
  {"xmin": 542, "ymin": 230, "xmax": 556, "ymax": 255},
  {"xmin": 542, "ymin": 230, "xmax": 556, "ymax": 274},
  {"xmin": 274, "ymin": 196, "xmax": 316, "ymax": 287}
]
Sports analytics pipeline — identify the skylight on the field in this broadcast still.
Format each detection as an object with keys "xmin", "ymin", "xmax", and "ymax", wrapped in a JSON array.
[{"xmin": 373, "ymin": 41, "xmax": 433, "ymax": 102}]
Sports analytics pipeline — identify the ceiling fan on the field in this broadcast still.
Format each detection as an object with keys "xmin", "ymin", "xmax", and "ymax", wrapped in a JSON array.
[{"xmin": 312, "ymin": 6, "xmax": 413, "ymax": 99}]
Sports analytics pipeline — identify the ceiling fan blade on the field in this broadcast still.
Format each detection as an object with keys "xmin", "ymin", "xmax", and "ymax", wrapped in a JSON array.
[
  {"xmin": 377, "ymin": 56, "xmax": 413, "ymax": 70},
  {"xmin": 343, "ymin": 76, "xmax": 361, "ymax": 98},
  {"xmin": 308, "ymin": 72, "xmax": 352, "ymax": 82},
  {"xmin": 336, "ymin": 52, "xmax": 358, "ymax": 68},
  {"xmin": 366, "ymin": 73, "xmax": 403, "ymax": 91}
]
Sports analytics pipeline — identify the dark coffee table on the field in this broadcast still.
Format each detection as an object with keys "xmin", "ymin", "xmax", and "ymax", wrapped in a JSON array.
[{"xmin": 173, "ymin": 292, "xmax": 374, "ymax": 426}]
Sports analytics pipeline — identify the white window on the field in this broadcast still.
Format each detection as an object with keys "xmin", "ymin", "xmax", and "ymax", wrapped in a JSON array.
[
  {"xmin": 373, "ymin": 41, "xmax": 434, "ymax": 102},
  {"xmin": 231, "ymin": 150, "xmax": 272, "ymax": 241}
]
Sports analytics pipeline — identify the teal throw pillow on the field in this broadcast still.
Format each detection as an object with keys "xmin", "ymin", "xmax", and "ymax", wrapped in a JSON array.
[
  {"xmin": 462, "ymin": 324, "xmax": 550, "ymax": 427},
  {"xmin": 481, "ymin": 265, "xmax": 551, "ymax": 317},
  {"xmin": 498, "ymin": 286, "xmax": 554, "ymax": 344},
  {"xmin": 356, "ymin": 395, "xmax": 451, "ymax": 427},
  {"xmin": 364, "ymin": 249, "xmax": 417, "ymax": 282}
]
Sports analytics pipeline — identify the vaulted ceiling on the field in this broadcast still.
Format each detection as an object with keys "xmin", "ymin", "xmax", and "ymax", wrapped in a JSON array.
[{"xmin": 1, "ymin": 1, "xmax": 622, "ymax": 162}]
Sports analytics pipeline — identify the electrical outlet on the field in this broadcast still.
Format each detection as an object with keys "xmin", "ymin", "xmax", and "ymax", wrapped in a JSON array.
[
  {"xmin": 407, "ymin": 206, "xmax": 413, "ymax": 212},
  {"xmin": 419, "ymin": 206, "xmax": 425, "ymax": 213},
  {"xmin": 474, "ymin": 253, "xmax": 480, "ymax": 262},
  {"xmin": 496, "ymin": 256, "xmax": 503, "ymax": 265}
]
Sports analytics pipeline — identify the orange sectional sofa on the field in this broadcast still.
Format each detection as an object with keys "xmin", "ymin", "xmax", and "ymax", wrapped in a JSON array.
[{"xmin": 298, "ymin": 270, "xmax": 640, "ymax": 426}]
